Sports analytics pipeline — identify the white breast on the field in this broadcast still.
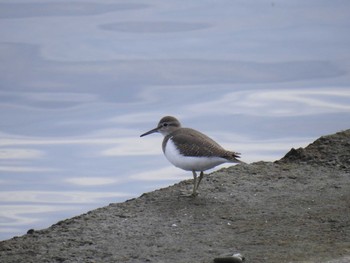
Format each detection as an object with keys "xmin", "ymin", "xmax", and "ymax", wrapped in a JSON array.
[{"xmin": 164, "ymin": 139, "xmax": 228, "ymax": 171}]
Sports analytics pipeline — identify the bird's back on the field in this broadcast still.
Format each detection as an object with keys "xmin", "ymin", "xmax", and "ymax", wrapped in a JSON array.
[{"xmin": 163, "ymin": 128, "xmax": 240, "ymax": 161}]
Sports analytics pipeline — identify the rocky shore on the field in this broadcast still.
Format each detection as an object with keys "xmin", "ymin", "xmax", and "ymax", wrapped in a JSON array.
[{"xmin": 1, "ymin": 130, "xmax": 349, "ymax": 263}]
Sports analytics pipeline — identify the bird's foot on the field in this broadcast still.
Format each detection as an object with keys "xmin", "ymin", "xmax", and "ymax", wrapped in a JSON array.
[
  {"xmin": 191, "ymin": 191, "xmax": 199, "ymax": 197},
  {"xmin": 178, "ymin": 190, "xmax": 199, "ymax": 198}
]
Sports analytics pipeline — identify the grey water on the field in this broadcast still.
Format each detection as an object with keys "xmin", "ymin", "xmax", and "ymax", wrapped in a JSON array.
[{"xmin": 1, "ymin": 0, "xmax": 350, "ymax": 241}]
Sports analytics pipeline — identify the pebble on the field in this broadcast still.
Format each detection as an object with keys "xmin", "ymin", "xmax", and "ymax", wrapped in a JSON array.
[{"xmin": 213, "ymin": 253, "xmax": 245, "ymax": 263}]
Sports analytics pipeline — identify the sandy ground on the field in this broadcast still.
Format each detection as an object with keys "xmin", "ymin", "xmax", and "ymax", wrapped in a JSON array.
[{"xmin": 1, "ymin": 130, "xmax": 349, "ymax": 263}]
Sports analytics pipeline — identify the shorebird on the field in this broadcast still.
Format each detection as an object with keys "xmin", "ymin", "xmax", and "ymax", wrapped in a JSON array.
[{"xmin": 140, "ymin": 116, "xmax": 243, "ymax": 196}]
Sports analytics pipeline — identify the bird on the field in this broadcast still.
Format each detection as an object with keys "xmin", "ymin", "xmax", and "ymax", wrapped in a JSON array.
[{"xmin": 140, "ymin": 116, "xmax": 243, "ymax": 196}]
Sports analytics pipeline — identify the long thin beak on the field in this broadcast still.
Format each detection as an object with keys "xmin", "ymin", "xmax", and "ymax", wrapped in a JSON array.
[{"xmin": 140, "ymin": 127, "xmax": 159, "ymax": 137}]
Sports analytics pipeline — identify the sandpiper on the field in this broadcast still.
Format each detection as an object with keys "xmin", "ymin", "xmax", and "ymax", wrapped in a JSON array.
[{"xmin": 140, "ymin": 116, "xmax": 243, "ymax": 196}]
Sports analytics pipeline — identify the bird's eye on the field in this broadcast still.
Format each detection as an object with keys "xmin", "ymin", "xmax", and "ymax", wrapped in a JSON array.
[{"xmin": 163, "ymin": 123, "xmax": 168, "ymax": 127}]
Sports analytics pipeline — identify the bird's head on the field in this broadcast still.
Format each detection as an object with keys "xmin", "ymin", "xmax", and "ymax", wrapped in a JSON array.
[{"xmin": 140, "ymin": 116, "xmax": 181, "ymax": 137}]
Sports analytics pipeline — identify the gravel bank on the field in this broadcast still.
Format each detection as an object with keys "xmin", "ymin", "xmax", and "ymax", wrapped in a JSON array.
[{"xmin": 1, "ymin": 130, "xmax": 349, "ymax": 263}]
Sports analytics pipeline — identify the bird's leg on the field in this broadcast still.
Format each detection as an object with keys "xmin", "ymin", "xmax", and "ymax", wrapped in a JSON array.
[
  {"xmin": 195, "ymin": 171, "xmax": 204, "ymax": 192},
  {"xmin": 192, "ymin": 170, "xmax": 198, "ymax": 196}
]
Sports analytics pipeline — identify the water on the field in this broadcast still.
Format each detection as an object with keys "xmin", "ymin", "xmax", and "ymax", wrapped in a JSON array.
[{"xmin": 1, "ymin": 0, "xmax": 350, "ymax": 241}]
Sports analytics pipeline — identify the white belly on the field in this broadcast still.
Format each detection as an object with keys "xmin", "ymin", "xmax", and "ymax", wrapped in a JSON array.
[{"xmin": 164, "ymin": 139, "xmax": 228, "ymax": 171}]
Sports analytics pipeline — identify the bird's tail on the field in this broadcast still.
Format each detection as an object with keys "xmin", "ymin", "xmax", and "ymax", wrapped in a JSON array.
[{"xmin": 223, "ymin": 151, "xmax": 246, "ymax": 164}]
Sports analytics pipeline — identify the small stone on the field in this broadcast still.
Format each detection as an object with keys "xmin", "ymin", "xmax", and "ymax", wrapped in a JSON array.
[
  {"xmin": 213, "ymin": 253, "xmax": 245, "ymax": 263},
  {"xmin": 27, "ymin": 229, "xmax": 35, "ymax": 235}
]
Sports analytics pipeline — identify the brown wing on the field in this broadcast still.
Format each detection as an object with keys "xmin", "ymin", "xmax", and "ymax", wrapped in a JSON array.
[{"xmin": 169, "ymin": 128, "xmax": 230, "ymax": 158}]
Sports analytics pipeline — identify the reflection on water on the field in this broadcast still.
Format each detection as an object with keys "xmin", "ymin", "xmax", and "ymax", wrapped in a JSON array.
[{"xmin": 1, "ymin": 0, "xmax": 350, "ymax": 240}]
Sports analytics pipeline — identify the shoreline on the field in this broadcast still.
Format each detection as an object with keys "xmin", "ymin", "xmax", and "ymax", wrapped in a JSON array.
[{"xmin": 1, "ymin": 129, "xmax": 349, "ymax": 263}]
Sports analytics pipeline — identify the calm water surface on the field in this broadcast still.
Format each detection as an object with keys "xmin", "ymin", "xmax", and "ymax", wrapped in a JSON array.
[{"xmin": 1, "ymin": 1, "xmax": 350, "ymax": 240}]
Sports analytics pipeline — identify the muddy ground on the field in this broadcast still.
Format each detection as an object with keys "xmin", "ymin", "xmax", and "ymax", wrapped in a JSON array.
[{"xmin": 1, "ymin": 130, "xmax": 350, "ymax": 263}]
